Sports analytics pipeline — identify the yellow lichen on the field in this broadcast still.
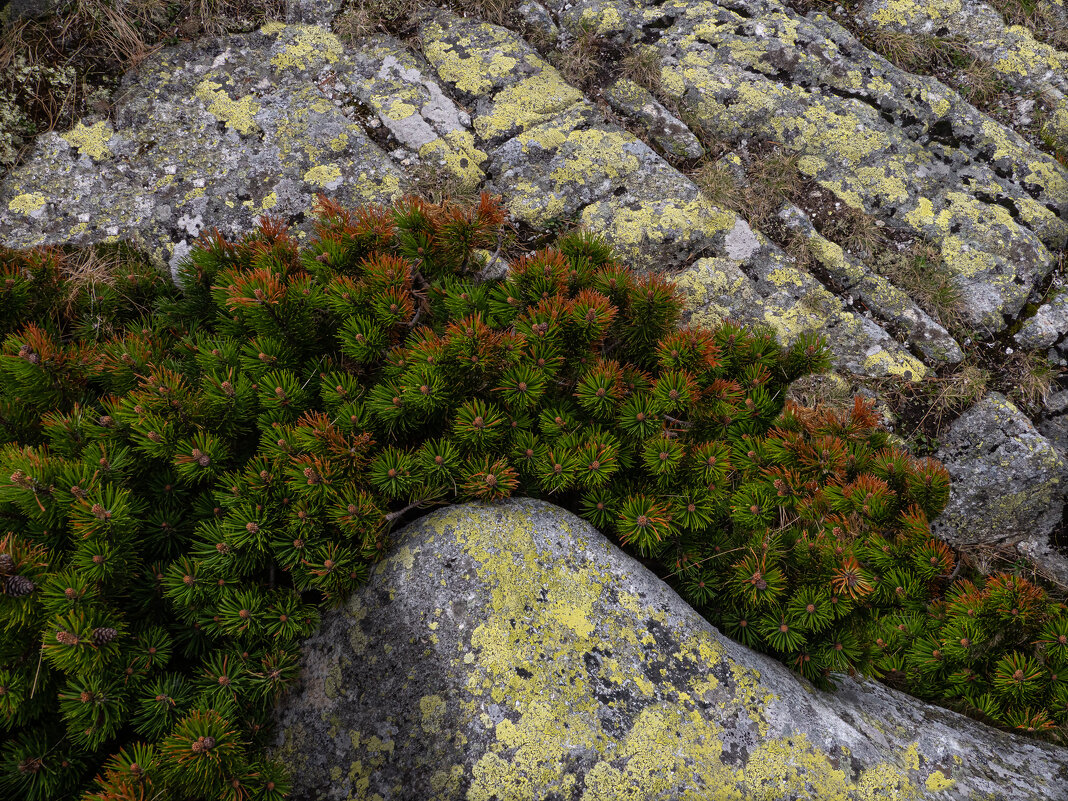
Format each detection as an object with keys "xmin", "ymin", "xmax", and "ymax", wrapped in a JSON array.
[
  {"xmin": 194, "ymin": 80, "xmax": 261, "ymax": 136},
  {"xmin": 61, "ymin": 121, "xmax": 114, "ymax": 161},
  {"xmin": 271, "ymin": 25, "xmax": 343, "ymax": 71},
  {"xmin": 476, "ymin": 69, "xmax": 585, "ymax": 141},
  {"xmin": 925, "ymin": 770, "xmax": 955, "ymax": 792},
  {"xmin": 383, "ymin": 101, "xmax": 418, "ymax": 121},
  {"xmin": 869, "ymin": 0, "xmax": 962, "ymax": 27},
  {"xmin": 863, "ymin": 349, "xmax": 926, "ymax": 380},
  {"xmin": 419, "ymin": 131, "xmax": 488, "ymax": 190},
  {"xmin": 420, "ymin": 695, "xmax": 447, "ymax": 733},
  {"xmin": 303, "ymin": 164, "xmax": 343, "ymax": 188},
  {"xmin": 7, "ymin": 192, "xmax": 48, "ymax": 214}
]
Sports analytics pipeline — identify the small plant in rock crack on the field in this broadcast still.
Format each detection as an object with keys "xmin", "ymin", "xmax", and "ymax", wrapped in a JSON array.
[{"xmin": 1, "ymin": 193, "xmax": 1067, "ymax": 800}]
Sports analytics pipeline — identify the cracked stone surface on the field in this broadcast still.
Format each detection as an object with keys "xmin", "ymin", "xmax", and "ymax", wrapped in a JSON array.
[
  {"xmin": 778, "ymin": 203, "xmax": 964, "ymax": 365},
  {"xmin": 273, "ymin": 500, "xmax": 1068, "ymax": 800},
  {"xmin": 417, "ymin": 9, "xmax": 925, "ymax": 377},
  {"xmin": 636, "ymin": 0, "xmax": 1067, "ymax": 335},
  {"xmin": 603, "ymin": 77, "xmax": 704, "ymax": 160},
  {"xmin": 0, "ymin": 23, "xmax": 408, "ymax": 279}
]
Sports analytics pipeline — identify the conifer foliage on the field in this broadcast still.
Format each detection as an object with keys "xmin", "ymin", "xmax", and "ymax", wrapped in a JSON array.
[{"xmin": 0, "ymin": 194, "xmax": 1066, "ymax": 799}]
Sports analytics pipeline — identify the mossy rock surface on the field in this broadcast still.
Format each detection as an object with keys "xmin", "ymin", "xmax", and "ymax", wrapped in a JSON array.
[{"xmin": 272, "ymin": 499, "xmax": 1068, "ymax": 800}]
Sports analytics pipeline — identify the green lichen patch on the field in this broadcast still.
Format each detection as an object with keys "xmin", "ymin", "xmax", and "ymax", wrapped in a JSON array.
[
  {"xmin": 648, "ymin": 1, "xmax": 1065, "ymax": 333},
  {"xmin": 193, "ymin": 80, "xmax": 262, "ymax": 136},
  {"xmin": 343, "ymin": 41, "xmax": 488, "ymax": 190},
  {"xmin": 475, "ymin": 69, "xmax": 587, "ymax": 144},
  {"xmin": 270, "ymin": 24, "xmax": 344, "ymax": 72},
  {"xmin": 673, "ymin": 254, "xmax": 928, "ymax": 380}
]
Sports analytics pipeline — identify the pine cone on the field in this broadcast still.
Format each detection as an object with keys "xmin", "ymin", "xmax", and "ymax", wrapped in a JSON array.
[
  {"xmin": 4, "ymin": 575, "xmax": 34, "ymax": 597},
  {"xmin": 91, "ymin": 627, "xmax": 118, "ymax": 646},
  {"xmin": 0, "ymin": 553, "xmax": 13, "ymax": 574},
  {"xmin": 55, "ymin": 630, "xmax": 79, "ymax": 646}
]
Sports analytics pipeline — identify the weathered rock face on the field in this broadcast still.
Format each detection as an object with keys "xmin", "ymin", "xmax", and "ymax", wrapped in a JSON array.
[
  {"xmin": 272, "ymin": 500, "xmax": 1068, "ymax": 800},
  {"xmin": 933, "ymin": 391, "xmax": 1068, "ymax": 583},
  {"xmin": 857, "ymin": 0, "xmax": 1068, "ymax": 143}
]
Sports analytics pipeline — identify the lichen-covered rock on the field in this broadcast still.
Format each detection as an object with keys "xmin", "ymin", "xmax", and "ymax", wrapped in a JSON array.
[
  {"xmin": 674, "ymin": 246, "xmax": 929, "ymax": 380},
  {"xmin": 857, "ymin": 0, "xmax": 1068, "ymax": 141},
  {"xmin": 1016, "ymin": 290, "xmax": 1068, "ymax": 350},
  {"xmin": 272, "ymin": 499, "xmax": 1068, "ymax": 800},
  {"xmin": 516, "ymin": 1, "xmax": 560, "ymax": 45},
  {"xmin": 933, "ymin": 392, "xmax": 1067, "ymax": 561},
  {"xmin": 0, "ymin": 22, "xmax": 408, "ymax": 279},
  {"xmin": 554, "ymin": 0, "xmax": 1068, "ymax": 333},
  {"xmin": 778, "ymin": 203, "xmax": 963, "ymax": 365},
  {"xmin": 418, "ymin": 10, "xmax": 926, "ymax": 379},
  {"xmin": 284, "ymin": 0, "xmax": 342, "ymax": 26},
  {"xmin": 0, "ymin": 0, "xmax": 61, "ymax": 27},
  {"xmin": 341, "ymin": 37, "xmax": 488, "ymax": 190},
  {"xmin": 603, "ymin": 78, "xmax": 704, "ymax": 160}
]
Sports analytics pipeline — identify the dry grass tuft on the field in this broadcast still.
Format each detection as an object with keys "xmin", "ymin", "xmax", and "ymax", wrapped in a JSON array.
[
  {"xmin": 57, "ymin": 246, "xmax": 121, "ymax": 318},
  {"xmin": 691, "ymin": 146, "xmax": 801, "ymax": 230},
  {"xmin": 987, "ymin": 0, "xmax": 1068, "ymax": 49},
  {"xmin": 1003, "ymin": 350, "xmax": 1058, "ymax": 411},
  {"xmin": 821, "ymin": 204, "xmax": 884, "ymax": 261},
  {"xmin": 619, "ymin": 45, "xmax": 663, "ymax": 95},
  {"xmin": 334, "ymin": 0, "xmax": 424, "ymax": 39},
  {"xmin": 955, "ymin": 59, "xmax": 1008, "ymax": 106},
  {"xmin": 549, "ymin": 22, "xmax": 613, "ymax": 93},
  {"xmin": 958, "ymin": 541, "xmax": 1068, "ymax": 590},
  {"xmin": 690, "ymin": 162, "xmax": 740, "ymax": 212},
  {"xmin": 876, "ymin": 361, "xmax": 991, "ymax": 452},
  {"xmin": 406, "ymin": 161, "xmax": 482, "ymax": 206},
  {"xmin": 786, "ymin": 372, "xmax": 858, "ymax": 415},
  {"xmin": 933, "ymin": 363, "xmax": 993, "ymax": 411},
  {"xmin": 874, "ymin": 243, "xmax": 966, "ymax": 333}
]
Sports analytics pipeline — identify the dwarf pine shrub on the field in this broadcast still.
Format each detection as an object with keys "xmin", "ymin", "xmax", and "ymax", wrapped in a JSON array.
[{"xmin": 0, "ymin": 193, "xmax": 1066, "ymax": 799}]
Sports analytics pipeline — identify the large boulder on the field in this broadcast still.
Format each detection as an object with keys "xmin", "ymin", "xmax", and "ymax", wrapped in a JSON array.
[{"xmin": 272, "ymin": 499, "xmax": 1068, "ymax": 800}]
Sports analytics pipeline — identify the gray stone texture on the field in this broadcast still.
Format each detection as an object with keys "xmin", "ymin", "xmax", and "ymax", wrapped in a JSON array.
[
  {"xmin": 273, "ymin": 500, "xmax": 1068, "ymax": 800},
  {"xmin": 933, "ymin": 392, "xmax": 1067, "ymax": 566}
]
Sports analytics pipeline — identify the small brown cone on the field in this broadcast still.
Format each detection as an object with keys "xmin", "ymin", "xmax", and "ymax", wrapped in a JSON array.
[
  {"xmin": 4, "ymin": 575, "xmax": 34, "ymax": 597},
  {"xmin": 91, "ymin": 627, "xmax": 118, "ymax": 646}
]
